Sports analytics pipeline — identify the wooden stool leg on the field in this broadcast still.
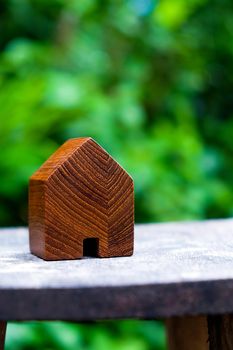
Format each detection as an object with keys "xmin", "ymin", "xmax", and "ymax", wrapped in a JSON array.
[
  {"xmin": 208, "ymin": 314, "xmax": 233, "ymax": 349},
  {"xmin": 0, "ymin": 322, "xmax": 6, "ymax": 350},
  {"xmin": 166, "ymin": 316, "xmax": 209, "ymax": 350}
]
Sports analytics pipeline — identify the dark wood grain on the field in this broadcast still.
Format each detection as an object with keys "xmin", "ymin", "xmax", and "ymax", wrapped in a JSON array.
[
  {"xmin": 167, "ymin": 314, "xmax": 233, "ymax": 350},
  {"xmin": 2, "ymin": 220, "xmax": 233, "ymax": 320},
  {"xmin": 166, "ymin": 316, "xmax": 209, "ymax": 350},
  {"xmin": 29, "ymin": 137, "xmax": 134, "ymax": 260},
  {"xmin": 0, "ymin": 323, "xmax": 6, "ymax": 350},
  {"xmin": 208, "ymin": 315, "xmax": 233, "ymax": 349}
]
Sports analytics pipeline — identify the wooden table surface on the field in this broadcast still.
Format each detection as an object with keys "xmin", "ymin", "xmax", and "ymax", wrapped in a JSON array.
[{"xmin": 1, "ymin": 219, "xmax": 233, "ymax": 321}]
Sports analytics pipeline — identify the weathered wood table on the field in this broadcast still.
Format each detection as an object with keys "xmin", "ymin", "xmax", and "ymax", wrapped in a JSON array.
[{"xmin": 1, "ymin": 219, "xmax": 233, "ymax": 349}]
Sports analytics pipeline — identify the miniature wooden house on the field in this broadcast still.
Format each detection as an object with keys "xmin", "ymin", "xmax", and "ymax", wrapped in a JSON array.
[{"xmin": 29, "ymin": 137, "xmax": 134, "ymax": 260}]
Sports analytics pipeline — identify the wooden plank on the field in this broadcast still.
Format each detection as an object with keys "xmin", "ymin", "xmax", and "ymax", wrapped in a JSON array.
[
  {"xmin": 1, "ymin": 220, "xmax": 233, "ymax": 320},
  {"xmin": 166, "ymin": 316, "xmax": 209, "ymax": 350},
  {"xmin": 208, "ymin": 314, "xmax": 233, "ymax": 349},
  {"xmin": 0, "ymin": 322, "xmax": 6, "ymax": 350}
]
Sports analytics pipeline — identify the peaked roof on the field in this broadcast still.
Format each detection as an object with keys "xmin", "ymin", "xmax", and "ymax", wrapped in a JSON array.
[{"xmin": 31, "ymin": 137, "xmax": 131, "ymax": 182}]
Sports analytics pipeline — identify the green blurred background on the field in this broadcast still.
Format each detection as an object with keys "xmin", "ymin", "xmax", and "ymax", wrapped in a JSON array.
[{"xmin": 1, "ymin": 0, "xmax": 233, "ymax": 348}]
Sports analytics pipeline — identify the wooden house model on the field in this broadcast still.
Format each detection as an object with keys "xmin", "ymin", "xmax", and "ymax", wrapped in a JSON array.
[{"xmin": 29, "ymin": 137, "xmax": 134, "ymax": 260}]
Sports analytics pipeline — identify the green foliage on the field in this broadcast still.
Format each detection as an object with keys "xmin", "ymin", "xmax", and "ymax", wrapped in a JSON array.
[
  {"xmin": 1, "ymin": 0, "xmax": 233, "ymax": 349},
  {"xmin": 0, "ymin": 0, "xmax": 233, "ymax": 225},
  {"xmin": 1, "ymin": 0, "xmax": 233, "ymax": 225},
  {"xmin": 5, "ymin": 321, "xmax": 166, "ymax": 350}
]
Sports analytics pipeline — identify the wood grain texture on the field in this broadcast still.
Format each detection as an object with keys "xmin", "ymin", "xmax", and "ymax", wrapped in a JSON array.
[
  {"xmin": 166, "ymin": 316, "xmax": 209, "ymax": 350},
  {"xmin": 0, "ymin": 323, "xmax": 6, "ymax": 350},
  {"xmin": 208, "ymin": 315, "xmax": 233, "ymax": 349},
  {"xmin": 29, "ymin": 137, "xmax": 134, "ymax": 260}
]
